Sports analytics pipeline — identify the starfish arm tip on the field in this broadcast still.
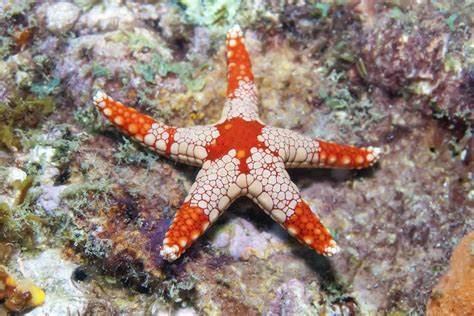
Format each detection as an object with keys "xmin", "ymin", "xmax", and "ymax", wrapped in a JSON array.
[
  {"xmin": 227, "ymin": 24, "xmax": 243, "ymax": 39},
  {"xmin": 280, "ymin": 138, "xmax": 383, "ymax": 169},
  {"xmin": 92, "ymin": 90, "xmax": 108, "ymax": 107},
  {"xmin": 323, "ymin": 240, "xmax": 341, "ymax": 256},
  {"xmin": 366, "ymin": 145, "xmax": 382, "ymax": 165},
  {"xmin": 229, "ymin": 24, "xmax": 242, "ymax": 32},
  {"xmin": 92, "ymin": 90, "xmax": 106, "ymax": 102},
  {"xmin": 160, "ymin": 245, "xmax": 179, "ymax": 262},
  {"xmin": 372, "ymin": 146, "xmax": 382, "ymax": 157}
]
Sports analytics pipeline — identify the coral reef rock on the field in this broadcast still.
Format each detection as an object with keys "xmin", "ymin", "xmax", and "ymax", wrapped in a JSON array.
[
  {"xmin": 427, "ymin": 232, "xmax": 474, "ymax": 315},
  {"xmin": 44, "ymin": 2, "xmax": 81, "ymax": 33}
]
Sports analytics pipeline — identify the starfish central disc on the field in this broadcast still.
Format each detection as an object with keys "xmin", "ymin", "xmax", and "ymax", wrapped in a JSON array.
[{"xmin": 207, "ymin": 117, "xmax": 266, "ymax": 173}]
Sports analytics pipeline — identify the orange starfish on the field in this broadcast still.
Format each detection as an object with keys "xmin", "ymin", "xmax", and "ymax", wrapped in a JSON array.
[{"xmin": 93, "ymin": 25, "xmax": 381, "ymax": 262}]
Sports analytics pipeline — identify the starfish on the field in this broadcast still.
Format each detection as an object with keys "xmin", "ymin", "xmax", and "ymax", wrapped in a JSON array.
[{"xmin": 93, "ymin": 25, "xmax": 381, "ymax": 262}]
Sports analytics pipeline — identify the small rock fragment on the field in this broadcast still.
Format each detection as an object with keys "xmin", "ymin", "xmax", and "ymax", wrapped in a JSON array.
[{"xmin": 46, "ymin": 2, "xmax": 80, "ymax": 33}]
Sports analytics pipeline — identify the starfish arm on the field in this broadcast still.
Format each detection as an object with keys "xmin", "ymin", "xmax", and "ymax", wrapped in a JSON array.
[
  {"xmin": 220, "ymin": 25, "xmax": 260, "ymax": 122},
  {"xmin": 93, "ymin": 91, "xmax": 219, "ymax": 166},
  {"xmin": 260, "ymin": 126, "xmax": 381, "ymax": 169},
  {"xmin": 160, "ymin": 155, "xmax": 243, "ymax": 262},
  {"xmin": 247, "ymin": 151, "xmax": 340, "ymax": 256},
  {"xmin": 167, "ymin": 125, "xmax": 219, "ymax": 166}
]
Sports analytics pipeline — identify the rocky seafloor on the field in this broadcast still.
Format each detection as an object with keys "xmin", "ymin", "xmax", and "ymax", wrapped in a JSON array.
[{"xmin": 0, "ymin": 0, "xmax": 472, "ymax": 315}]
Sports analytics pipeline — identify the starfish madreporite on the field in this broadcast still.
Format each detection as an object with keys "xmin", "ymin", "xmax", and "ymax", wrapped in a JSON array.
[{"xmin": 93, "ymin": 25, "xmax": 381, "ymax": 262}]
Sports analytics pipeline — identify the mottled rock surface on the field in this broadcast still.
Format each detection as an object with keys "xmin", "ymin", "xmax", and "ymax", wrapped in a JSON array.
[{"xmin": 43, "ymin": 2, "xmax": 80, "ymax": 33}]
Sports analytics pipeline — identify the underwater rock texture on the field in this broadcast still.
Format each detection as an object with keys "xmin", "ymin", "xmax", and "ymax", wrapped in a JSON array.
[
  {"xmin": 361, "ymin": 8, "xmax": 472, "ymax": 123},
  {"xmin": 0, "ymin": 0, "xmax": 472, "ymax": 315},
  {"xmin": 21, "ymin": 249, "xmax": 87, "ymax": 315},
  {"xmin": 44, "ymin": 2, "xmax": 80, "ymax": 34}
]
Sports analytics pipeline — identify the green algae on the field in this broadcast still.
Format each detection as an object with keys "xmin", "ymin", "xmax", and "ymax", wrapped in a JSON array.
[
  {"xmin": 159, "ymin": 275, "xmax": 198, "ymax": 308},
  {"xmin": 15, "ymin": 125, "xmax": 82, "ymax": 172},
  {"xmin": 443, "ymin": 54, "xmax": 462, "ymax": 74},
  {"xmin": 0, "ymin": 175, "xmax": 43, "ymax": 248},
  {"xmin": 0, "ymin": 0, "xmax": 35, "ymax": 17},
  {"xmin": 91, "ymin": 61, "xmax": 111, "ymax": 79},
  {"xmin": 313, "ymin": 3, "xmax": 331, "ymax": 19},
  {"xmin": 11, "ymin": 175, "xmax": 34, "ymax": 205},
  {"xmin": 0, "ymin": 0, "xmax": 38, "ymax": 59},
  {"xmin": 74, "ymin": 105, "xmax": 105, "ymax": 134},
  {"xmin": 58, "ymin": 180, "xmax": 112, "ymax": 251},
  {"xmin": 112, "ymin": 29, "xmax": 172, "ymax": 60},
  {"xmin": 73, "ymin": 0, "xmax": 100, "ymax": 11},
  {"xmin": 444, "ymin": 13, "xmax": 459, "ymax": 31},
  {"xmin": 111, "ymin": 29, "xmax": 206, "ymax": 92},
  {"xmin": 60, "ymin": 180, "xmax": 111, "ymax": 206},
  {"xmin": 319, "ymin": 88, "xmax": 349, "ymax": 110},
  {"xmin": 389, "ymin": 7, "xmax": 403, "ymax": 20},
  {"xmin": 0, "ymin": 202, "xmax": 12, "ymax": 230},
  {"xmin": 0, "ymin": 97, "xmax": 54, "ymax": 150},
  {"xmin": 318, "ymin": 71, "xmax": 357, "ymax": 111},
  {"xmin": 178, "ymin": 0, "xmax": 241, "ymax": 36},
  {"xmin": 463, "ymin": 39, "xmax": 474, "ymax": 65},
  {"xmin": 135, "ymin": 54, "xmax": 206, "ymax": 92},
  {"xmin": 0, "ymin": 36, "xmax": 12, "ymax": 59},
  {"xmin": 114, "ymin": 137, "xmax": 157, "ymax": 167},
  {"xmin": 30, "ymin": 78, "xmax": 61, "ymax": 98}
]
